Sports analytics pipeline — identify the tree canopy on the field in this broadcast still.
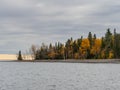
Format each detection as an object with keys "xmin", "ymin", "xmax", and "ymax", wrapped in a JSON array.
[{"xmin": 27, "ymin": 29, "xmax": 120, "ymax": 60}]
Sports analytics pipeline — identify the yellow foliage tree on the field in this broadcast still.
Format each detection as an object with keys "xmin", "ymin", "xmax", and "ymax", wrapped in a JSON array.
[
  {"xmin": 108, "ymin": 51, "xmax": 114, "ymax": 59},
  {"xmin": 60, "ymin": 44, "xmax": 65, "ymax": 59},
  {"xmin": 91, "ymin": 39, "xmax": 101, "ymax": 57},
  {"xmin": 80, "ymin": 38, "xmax": 90, "ymax": 59}
]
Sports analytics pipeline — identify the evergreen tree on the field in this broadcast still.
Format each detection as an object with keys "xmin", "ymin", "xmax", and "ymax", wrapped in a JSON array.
[
  {"xmin": 17, "ymin": 50, "xmax": 23, "ymax": 60},
  {"xmin": 93, "ymin": 34, "xmax": 96, "ymax": 40},
  {"xmin": 65, "ymin": 38, "xmax": 73, "ymax": 59},
  {"xmin": 114, "ymin": 33, "xmax": 120, "ymax": 58},
  {"xmin": 113, "ymin": 29, "xmax": 117, "ymax": 58},
  {"xmin": 88, "ymin": 32, "xmax": 93, "ymax": 49},
  {"xmin": 104, "ymin": 28, "xmax": 113, "ymax": 58},
  {"xmin": 87, "ymin": 32, "xmax": 93, "ymax": 58}
]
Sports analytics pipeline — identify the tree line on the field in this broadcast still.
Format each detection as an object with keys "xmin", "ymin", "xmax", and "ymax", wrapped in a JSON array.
[{"xmin": 17, "ymin": 28, "xmax": 120, "ymax": 60}]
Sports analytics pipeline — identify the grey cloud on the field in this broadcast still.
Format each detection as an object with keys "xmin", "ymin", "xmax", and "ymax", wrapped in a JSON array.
[{"xmin": 0, "ymin": 0, "xmax": 120, "ymax": 53}]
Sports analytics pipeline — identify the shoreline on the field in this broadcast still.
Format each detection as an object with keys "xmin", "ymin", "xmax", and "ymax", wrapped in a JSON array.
[{"xmin": 1, "ymin": 59, "xmax": 120, "ymax": 63}]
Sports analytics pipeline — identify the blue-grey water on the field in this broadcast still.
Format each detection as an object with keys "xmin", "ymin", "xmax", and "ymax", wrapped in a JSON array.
[{"xmin": 0, "ymin": 62, "xmax": 120, "ymax": 90}]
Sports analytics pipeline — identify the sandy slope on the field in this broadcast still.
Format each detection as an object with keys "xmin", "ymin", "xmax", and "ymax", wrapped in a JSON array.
[{"xmin": 0, "ymin": 54, "xmax": 17, "ymax": 60}]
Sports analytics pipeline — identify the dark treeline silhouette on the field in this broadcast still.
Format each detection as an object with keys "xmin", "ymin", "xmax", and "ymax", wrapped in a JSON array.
[{"xmin": 25, "ymin": 29, "xmax": 120, "ymax": 60}]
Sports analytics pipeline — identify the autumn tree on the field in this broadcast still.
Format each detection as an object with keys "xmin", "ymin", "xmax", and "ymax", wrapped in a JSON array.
[
  {"xmin": 91, "ymin": 39, "xmax": 101, "ymax": 59},
  {"xmin": 80, "ymin": 38, "xmax": 90, "ymax": 59},
  {"xmin": 59, "ymin": 44, "xmax": 65, "ymax": 59},
  {"xmin": 48, "ymin": 43, "xmax": 56, "ymax": 59}
]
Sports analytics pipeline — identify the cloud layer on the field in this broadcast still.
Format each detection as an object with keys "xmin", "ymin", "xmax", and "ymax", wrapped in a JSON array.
[{"xmin": 0, "ymin": 0, "xmax": 120, "ymax": 53}]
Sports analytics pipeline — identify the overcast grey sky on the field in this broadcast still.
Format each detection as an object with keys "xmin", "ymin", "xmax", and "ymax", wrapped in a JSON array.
[{"xmin": 0, "ymin": 0, "xmax": 120, "ymax": 54}]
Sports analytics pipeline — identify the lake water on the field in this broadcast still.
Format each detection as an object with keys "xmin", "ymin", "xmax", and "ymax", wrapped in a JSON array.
[{"xmin": 0, "ymin": 62, "xmax": 120, "ymax": 90}]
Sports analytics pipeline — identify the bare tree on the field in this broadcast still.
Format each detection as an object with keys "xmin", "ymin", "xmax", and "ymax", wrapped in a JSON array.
[{"xmin": 29, "ymin": 44, "xmax": 39, "ymax": 60}]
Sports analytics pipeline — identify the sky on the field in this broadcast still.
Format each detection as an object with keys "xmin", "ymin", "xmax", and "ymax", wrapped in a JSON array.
[{"xmin": 0, "ymin": 0, "xmax": 120, "ymax": 54}]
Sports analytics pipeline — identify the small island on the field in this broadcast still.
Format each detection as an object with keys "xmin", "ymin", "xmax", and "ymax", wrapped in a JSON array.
[{"xmin": 17, "ymin": 29, "xmax": 120, "ymax": 63}]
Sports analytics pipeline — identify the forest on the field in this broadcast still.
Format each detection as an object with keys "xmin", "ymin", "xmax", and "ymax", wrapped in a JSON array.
[{"xmin": 18, "ymin": 29, "xmax": 120, "ymax": 60}]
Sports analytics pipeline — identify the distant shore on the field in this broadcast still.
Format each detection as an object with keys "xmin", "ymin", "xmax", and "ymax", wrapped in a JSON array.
[
  {"xmin": 1, "ymin": 59, "xmax": 120, "ymax": 63},
  {"xmin": 0, "ymin": 54, "xmax": 16, "ymax": 60}
]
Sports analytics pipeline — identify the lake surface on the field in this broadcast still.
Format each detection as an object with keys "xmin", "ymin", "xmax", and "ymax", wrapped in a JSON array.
[{"xmin": 0, "ymin": 62, "xmax": 120, "ymax": 90}]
